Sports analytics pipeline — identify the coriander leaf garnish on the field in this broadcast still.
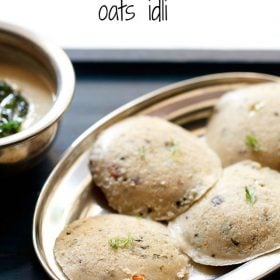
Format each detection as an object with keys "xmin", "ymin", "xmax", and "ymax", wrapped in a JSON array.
[
  {"xmin": 138, "ymin": 146, "xmax": 146, "ymax": 160},
  {"xmin": 245, "ymin": 135, "xmax": 261, "ymax": 152},
  {"xmin": 165, "ymin": 139, "xmax": 178, "ymax": 156},
  {"xmin": 109, "ymin": 235, "xmax": 134, "ymax": 250},
  {"xmin": 0, "ymin": 80, "xmax": 29, "ymax": 138},
  {"xmin": 245, "ymin": 186, "xmax": 257, "ymax": 205},
  {"xmin": 0, "ymin": 120, "xmax": 21, "ymax": 137}
]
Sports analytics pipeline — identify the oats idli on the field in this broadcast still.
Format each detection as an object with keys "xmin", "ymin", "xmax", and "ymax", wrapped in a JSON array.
[
  {"xmin": 206, "ymin": 83, "xmax": 280, "ymax": 170},
  {"xmin": 89, "ymin": 116, "xmax": 221, "ymax": 220},
  {"xmin": 54, "ymin": 214, "xmax": 190, "ymax": 280},
  {"xmin": 169, "ymin": 160, "xmax": 280, "ymax": 266}
]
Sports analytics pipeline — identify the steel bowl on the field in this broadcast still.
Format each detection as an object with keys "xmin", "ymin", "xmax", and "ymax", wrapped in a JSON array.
[{"xmin": 0, "ymin": 22, "xmax": 75, "ymax": 174}]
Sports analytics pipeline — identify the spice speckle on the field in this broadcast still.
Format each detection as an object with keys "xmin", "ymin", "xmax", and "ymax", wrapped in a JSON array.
[
  {"xmin": 231, "ymin": 238, "xmax": 240, "ymax": 247},
  {"xmin": 249, "ymin": 101, "xmax": 265, "ymax": 115},
  {"xmin": 132, "ymin": 176, "xmax": 141, "ymax": 185},
  {"xmin": 175, "ymin": 195, "xmax": 191, "ymax": 208},
  {"xmin": 211, "ymin": 195, "xmax": 224, "ymax": 206},
  {"xmin": 164, "ymin": 139, "xmax": 179, "ymax": 156},
  {"xmin": 107, "ymin": 164, "xmax": 121, "ymax": 180}
]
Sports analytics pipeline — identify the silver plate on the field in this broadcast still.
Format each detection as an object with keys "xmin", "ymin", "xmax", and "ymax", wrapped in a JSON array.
[{"xmin": 33, "ymin": 72, "xmax": 280, "ymax": 280}]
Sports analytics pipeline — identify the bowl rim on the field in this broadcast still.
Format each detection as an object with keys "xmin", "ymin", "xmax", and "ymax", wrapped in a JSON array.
[{"xmin": 0, "ymin": 21, "xmax": 75, "ymax": 147}]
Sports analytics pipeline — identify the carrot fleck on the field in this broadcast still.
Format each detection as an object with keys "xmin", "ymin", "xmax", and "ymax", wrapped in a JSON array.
[{"xmin": 132, "ymin": 275, "xmax": 145, "ymax": 280}]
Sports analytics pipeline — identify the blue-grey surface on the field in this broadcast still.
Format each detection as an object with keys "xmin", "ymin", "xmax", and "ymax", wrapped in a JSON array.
[{"xmin": 66, "ymin": 49, "xmax": 280, "ymax": 64}]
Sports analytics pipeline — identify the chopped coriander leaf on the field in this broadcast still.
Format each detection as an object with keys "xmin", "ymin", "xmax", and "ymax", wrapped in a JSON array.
[
  {"xmin": 138, "ymin": 146, "xmax": 146, "ymax": 160},
  {"xmin": 109, "ymin": 235, "xmax": 134, "ymax": 250},
  {"xmin": 245, "ymin": 186, "xmax": 257, "ymax": 205},
  {"xmin": 245, "ymin": 135, "xmax": 261, "ymax": 152},
  {"xmin": 0, "ymin": 80, "xmax": 13, "ymax": 95},
  {"xmin": 0, "ymin": 80, "xmax": 29, "ymax": 138},
  {"xmin": 165, "ymin": 139, "xmax": 178, "ymax": 155},
  {"xmin": 0, "ymin": 120, "xmax": 22, "ymax": 137}
]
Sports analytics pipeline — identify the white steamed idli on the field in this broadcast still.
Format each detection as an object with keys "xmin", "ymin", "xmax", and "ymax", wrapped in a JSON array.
[
  {"xmin": 89, "ymin": 116, "xmax": 221, "ymax": 220},
  {"xmin": 206, "ymin": 82, "xmax": 280, "ymax": 170},
  {"xmin": 54, "ymin": 214, "xmax": 190, "ymax": 280},
  {"xmin": 169, "ymin": 160, "xmax": 280, "ymax": 266}
]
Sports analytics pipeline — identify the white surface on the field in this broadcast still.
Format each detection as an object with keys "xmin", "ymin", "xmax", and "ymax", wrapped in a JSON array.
[{"xmin": 1, "ymin": 0, "xmax": 280, "ymax": 50}]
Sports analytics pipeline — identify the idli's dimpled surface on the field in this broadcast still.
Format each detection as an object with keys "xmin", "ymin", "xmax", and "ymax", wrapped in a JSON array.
[
  {"xmin": 206, "ymin": 83, "xmax": 280, "ymax": 170},
  {"xmin": 54, "ymin": 214, "xmax": 190, "ymax": 280},
  {"xmin": 89, "ymin": 116, "xmax": 221, "ymax": 221},
  {"xmin": 169, "ymin": 161, "xmax": 280, "ymax": 266}
]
